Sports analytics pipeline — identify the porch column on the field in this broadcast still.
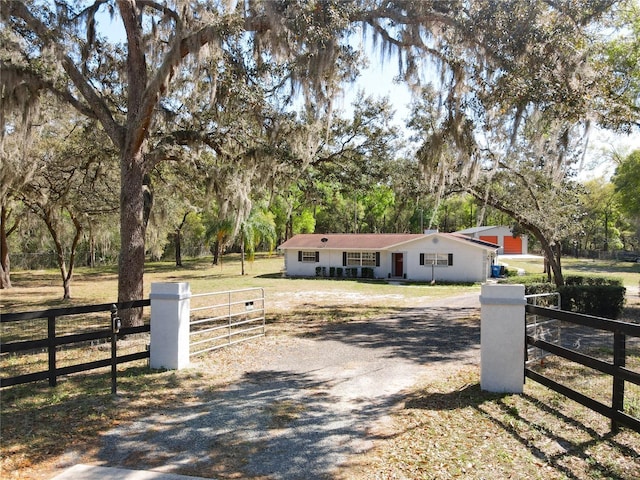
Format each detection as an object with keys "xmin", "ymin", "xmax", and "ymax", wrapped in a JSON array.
[
  {"xmin": 479, "ymin": 283, "xmax": 526, "ymax": 393},
  {"xmin": 150, "ymin": 282, "xmax": 191, "ymax": 370}
]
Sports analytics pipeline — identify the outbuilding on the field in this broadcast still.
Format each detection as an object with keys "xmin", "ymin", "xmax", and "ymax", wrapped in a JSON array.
[
  {"xmin": 455, "ymin": 226, "xmax": 528, "ymax": 255},
  {"xmin": 277, "ymin": 232, "xmax": 499, "ymax": 283}
]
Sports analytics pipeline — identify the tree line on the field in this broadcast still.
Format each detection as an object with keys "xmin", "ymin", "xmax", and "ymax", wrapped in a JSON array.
[{"xmin": 1, "ymin": 1, "xmax": 639, "ymax": 325}]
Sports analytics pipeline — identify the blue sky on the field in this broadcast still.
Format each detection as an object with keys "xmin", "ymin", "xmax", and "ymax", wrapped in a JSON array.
[{"xmin": 98, "ymin": 10, "xmax": 637, "ymax": 180}]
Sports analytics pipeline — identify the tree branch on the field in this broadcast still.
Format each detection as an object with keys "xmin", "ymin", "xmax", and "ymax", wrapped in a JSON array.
[{"xmin": 0, "ymin": 2, "xmax": 125, "ymax": 147}]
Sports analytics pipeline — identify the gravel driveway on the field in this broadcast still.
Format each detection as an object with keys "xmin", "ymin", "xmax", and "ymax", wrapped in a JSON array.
[{"xmin": 96, "ymin": 293, "xmax": 481, "ymax": 479}]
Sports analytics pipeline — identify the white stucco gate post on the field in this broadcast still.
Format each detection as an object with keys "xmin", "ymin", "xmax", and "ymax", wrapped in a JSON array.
[
  {"xmin": 479, "ymin": 283, "xmax": 526, "ymax": 393},
  {"xmin": 150, "ymin": 282, "xmax": 191, "ymax": 370}
]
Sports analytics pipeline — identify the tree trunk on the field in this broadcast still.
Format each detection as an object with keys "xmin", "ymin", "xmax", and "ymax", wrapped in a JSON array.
[
  {"xmin": 539, "ymin": 238, "xmax": 564, "ymax": 288},
  {"xmin": 88, "ymin": 223, "xmax": 96, "ymax": 268},
  {"xmin": 241, "ymin": 239, "xmax": 245, "ymax": 275},
  {"xmin": 286, "ymin": 216, "xmax": 293, "ymax": 240},
  {"xmin": 43, "ymin": 208, "xmax": 83, "ymax": 300},
  {"xmin": 0, "ymin": 205, "xmax": 12, "ymax": 289},
  {"xmin": 62, "ymin": 274, "xmax": 71, "ymax": 299},
  {"xmin": 175, "ymin": 230, "xmax": 182, "ymax": 267},
  {"xmin": 48, "ymin": 222, "xmax": 71, "ymax": 299},
  {"xmin": 175, "ymin": 211, "xmax": 189, "ymax": 267},
  {"xmin": 212, "ymin": 240, "xmax": 220, "ymax": 265},
  {"xmin": 118, "ymin": 152, "xmax": 146, "ymax": 327}
]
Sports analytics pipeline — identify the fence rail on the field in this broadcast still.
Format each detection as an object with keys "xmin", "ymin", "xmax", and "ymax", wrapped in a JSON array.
[
  {"xmin": 524, "ymin": 304, "xmax": 640, "ymax": 433},
  {"xmin": 1, "ymin": 300, "xmax": 150, "ymax": 391},
  {"xmin": 189, "ymin": 288, "xmax": 265, "ymax": 356}
]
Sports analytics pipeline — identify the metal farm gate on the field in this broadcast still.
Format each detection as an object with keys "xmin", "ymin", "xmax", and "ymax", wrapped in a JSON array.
[{"xmin": 189, "ymin": 288, "xmax": 265, "ymax": 356}]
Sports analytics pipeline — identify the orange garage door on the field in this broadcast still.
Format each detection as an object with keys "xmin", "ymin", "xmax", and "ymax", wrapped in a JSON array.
[
  {"xmin": 503, "ymin": 236, "xmax": 522, "ymax": 254},
  {"xmin": 479, "ymin": 235, "xmax": 498, "ymax": 245}
]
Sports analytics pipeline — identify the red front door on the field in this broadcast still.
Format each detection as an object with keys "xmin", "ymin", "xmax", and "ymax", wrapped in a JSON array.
[{"xmin": 393, "ymin": 253, "xmax": 404, "ymax": 277}]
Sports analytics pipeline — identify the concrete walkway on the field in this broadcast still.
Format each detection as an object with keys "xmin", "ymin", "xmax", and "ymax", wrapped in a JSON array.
[{"xmin": 51, "ymin": 464, "xmax": 212, "ymax": 480}]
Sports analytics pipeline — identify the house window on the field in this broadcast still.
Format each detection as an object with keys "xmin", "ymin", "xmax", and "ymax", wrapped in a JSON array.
[
  {"xmin": 344, "ymin": 251, "xmax": 379, "ymax": 266},
  {"xmin": 299, "ymin": 251, "xmax": 319, "ymax": 262},
  {"xmin": 420, "ymin": 253, "xmax": 453, "ymax": 266}
]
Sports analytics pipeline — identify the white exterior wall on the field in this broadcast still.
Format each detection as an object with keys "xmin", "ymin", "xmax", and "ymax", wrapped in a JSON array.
[
  {"xmin": 282, "ymin": 235, "xmax": 494, "ymax": 282},
  {"xmin": 474, "ymin": 226, "xmax": 512, "ymax": 239},
  {"xmin": 284, "ymin": 249, "xmax": 388, "ymax": 278},
  {"xmin": 520, "ymin": 235, "xmax": 528, "ymax": 254},
  {"xmin": 404, "ymin": 236, "xmax": 491, "ymax": 283}
]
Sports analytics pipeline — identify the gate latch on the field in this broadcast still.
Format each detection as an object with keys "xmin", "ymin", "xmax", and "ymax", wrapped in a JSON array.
[{"xmin": 111, "ymin": 304, "xmax": 121, "ymax": 334}]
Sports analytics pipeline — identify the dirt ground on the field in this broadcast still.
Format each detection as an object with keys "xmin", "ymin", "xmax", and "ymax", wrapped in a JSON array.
[{"xmin": 50, "ymin": 292, "xmax": 483, "ymax": 480}]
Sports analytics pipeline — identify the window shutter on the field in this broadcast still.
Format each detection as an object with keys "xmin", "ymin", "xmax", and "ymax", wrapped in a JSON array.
[
  {"xmin": 420, "ymin": 253, "xmax": 425, "ymax": 266},
  {"xmin": 298, "ymin": 251, "xmax": 302, "ymax": 262},
  {"xmin": 343, "ymin": 252, "xmax": 347, "ymax": 266},
  {"xmin": 448, "ymin": 253, "xmax": 453, "ymax": 266},
  {"xmin": 375, "ymin": 252, "xmax": 380, "ymax": 267},
  {"xmin": 315, "ymin": 251, "xmax": 320, "ymax": 262}
]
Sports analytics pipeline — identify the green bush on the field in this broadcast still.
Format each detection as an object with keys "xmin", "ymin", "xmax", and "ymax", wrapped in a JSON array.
[
  {"xmin": 498, "ymin": 275, "xmax": 555, "ymax": 296},
  {"xmin": 564, "ymin": 275, "xmax": 623, "ymax": 287},
  {"xmin": 362, "ymin": 267, "xmax": 374, "ymax": 278},
  {"xmin": 523, "ymin": 282, "xmax": 556, "ymax": 297},
  {"xmin": 559, "ymin": 284, "xmax": 626, "ymax": 319},
  {"xmin": 329, "ymin": 267, "xmax": 336, "ymax": 277},
  {"xmin": 315, "ymin": 266, "xmax": 322, "ymax": 277},
  {"xmin": 336, "ymin": 267, "xmax": 343, "ymax": 278},
  {"xmin": 499, "ymin": 274, "xmax": 549, "ymax": 286},
  {"xmin": 500, "ymin": 274, "xmax": 626, "ymax": 318},
  {"xmin": 345, "ymin": 267, "xmax": 358, "ymax": 278}
]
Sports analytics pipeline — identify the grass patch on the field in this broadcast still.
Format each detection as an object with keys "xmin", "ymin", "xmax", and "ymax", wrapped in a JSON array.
[
  {"xmin": 1, "ymin": 254, "xmax": 477, "ymax": 314},
  {"xmin": 501, "ymin": 256, "xmax": 640, "ymax": 289}
]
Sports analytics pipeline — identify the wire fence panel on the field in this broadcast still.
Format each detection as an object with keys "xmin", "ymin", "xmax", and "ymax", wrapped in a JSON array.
[
  {"xmin": 189, "ymin": 288, "xmax": 265, "ymax": 356},
  {"xmin": 525, "ymin": 293, "xmax": 561, "ymax": 365}
]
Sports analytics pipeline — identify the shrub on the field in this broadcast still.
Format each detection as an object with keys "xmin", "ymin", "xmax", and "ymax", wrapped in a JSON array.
[
  {"xmin": 559, "ymin": 284, "xmax": 626, "ymax": 319},
  {"xmin": 336, "ymin": 267, "xmax": 343, "ymax": 278},
  {"xmin": 524, "ymin": 282, "xmax": 556, "ymax": 297},
  {"xmin": 499, "ymin": 274, "xmax": 548, "ymax": 286},
  {"xmin": 329, "ymin": 267, "xmax": 336, "ymax": 277},
  {"xmin": 565, "ymin": 275, "xmax": 623, "ymax": 287},
  {"xmin": 499, "ymin": 275, "xmax": 555, "ymax": 295},
  {"xmin": 501, "ymin": 274, "xmax": 626, "ymax": 318},
  {"xmin": 362, "ymin": 267, "xmax": 374, "ymax": 278},
  {"xmin": 315, "ymin": 266, "xmax": 322, "ymax": 277}
]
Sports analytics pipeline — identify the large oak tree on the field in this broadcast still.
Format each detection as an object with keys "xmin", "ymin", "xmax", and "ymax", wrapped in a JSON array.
[{"xmin": 2, "ymin": 0, "xmax": 626, "ymax": 318}]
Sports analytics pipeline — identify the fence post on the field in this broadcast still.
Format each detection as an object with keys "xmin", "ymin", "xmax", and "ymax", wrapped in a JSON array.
[
  {"xmin": 150, "ymin": 282, "xmax": 191, "ymax": 370},
  {"xmin": 612, "ymin": 330, "xmax": 626, "ymax": 432},
  {"xmin": 480, "ymin": 283, "xmax": 526, "ymax": 393}
]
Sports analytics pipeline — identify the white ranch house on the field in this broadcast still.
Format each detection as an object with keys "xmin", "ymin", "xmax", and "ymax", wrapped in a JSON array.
[
  {"xmin": 277, "ymin": 232, "xmax": 500, "ymax": 283},
  {"xmin": 456, "ymin": 225, "xmax": 528, "ymax": 255}
]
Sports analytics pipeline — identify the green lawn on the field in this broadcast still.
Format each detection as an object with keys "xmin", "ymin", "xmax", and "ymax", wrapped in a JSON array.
[
  {"xmin": 1, "ymin": 253, "xmax": 479, "ymax": 314},
  {"xmin": 500, "ymin": 255, "xmax": 640, "ymax": 289}
]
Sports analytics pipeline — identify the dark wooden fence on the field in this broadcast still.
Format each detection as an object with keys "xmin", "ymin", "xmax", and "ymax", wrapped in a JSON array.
[
  {"xmin": 1, "ymin": 300, "xmax": 150, "ymax": 393},
  {"xmin": 525, "ymin": 304, "xmax": 640, "ymax": 433}
]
